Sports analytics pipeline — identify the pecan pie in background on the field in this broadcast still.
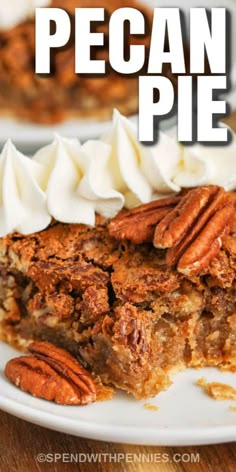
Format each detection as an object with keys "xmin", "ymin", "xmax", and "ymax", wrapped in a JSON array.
[
  {"xmin": 1, "ymin": 186, "xmax": 236, "ymax": 401},
  {"xmin": 0, "ymin": 0, "xmax": 171, "ymax": 125}
]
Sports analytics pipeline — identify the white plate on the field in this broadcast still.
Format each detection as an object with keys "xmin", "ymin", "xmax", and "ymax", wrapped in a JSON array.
[
  {"xmin": 0, "ymin": 0, "xmax": 235, "ymax": 150},
  {"xmin": 0, "ymin": 116, "xmax": 117, "ymax": 151},
  {"xmin": 0, "ymin": 341, "xmax": 236, "ymax": 445},
  {"xmin": 0, "ymin": 114, "xmax": 177, "ymax": 153}
]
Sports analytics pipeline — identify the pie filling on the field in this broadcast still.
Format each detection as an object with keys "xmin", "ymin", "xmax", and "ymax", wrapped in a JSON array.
[{"xmin": 0, "ymin": 218, "xmax": 235, "ymax": 399}]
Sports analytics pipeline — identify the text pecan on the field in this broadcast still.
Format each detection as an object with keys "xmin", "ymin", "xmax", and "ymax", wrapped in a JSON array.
[{"xmin": 5, "ymin": 341, "xmax": 96, "ymax": 405}]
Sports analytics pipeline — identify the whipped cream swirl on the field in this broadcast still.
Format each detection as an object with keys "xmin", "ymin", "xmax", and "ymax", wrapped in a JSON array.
[
  {"xmin": 0, "ymin": 140, "xmax": 50, "ymax": 236},
  {"xmin": 33, "ymin": 135, "xmax": 124, "ymax": 227},
  {"xmin": 0, "ymin": 111, "xmax": 235, "ymax": 237},
  {"xmin": 103, "ymin": 111, "xmax": 236, "ymax": 205},
  {"xmin": 173, "ymin": 132, "xmax": 236, "ymax": 190},
  {"xmin": 103, "ymin": 110, "xmax": 180, "ymax": 209},
  {"xmin": 0, "ymin": 0, "xmax": 50, "ymax": 31}
]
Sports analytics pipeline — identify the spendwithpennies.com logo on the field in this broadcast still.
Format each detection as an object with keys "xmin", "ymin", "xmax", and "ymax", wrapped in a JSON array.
[{"xmin": 36, "ymin": 452, "xmax": 200, "ymax": 463}]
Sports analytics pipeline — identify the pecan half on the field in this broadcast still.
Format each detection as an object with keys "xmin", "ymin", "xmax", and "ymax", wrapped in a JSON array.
[
  {"xmin": 108, "ymin": 196, "xmax": 181, "ymax": 244},
  {"xmin": 5, "ymin": 341, "xmax": 96, "ymax": 405},
  {"xmin": 154, "ymin": 186, "xmax": 235, "ymax": 275}
]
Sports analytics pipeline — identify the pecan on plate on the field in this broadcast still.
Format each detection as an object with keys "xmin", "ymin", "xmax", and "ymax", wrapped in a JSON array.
[
  {"xmin": 108, "ymin": 196, "xmax": 181, "ymax": 244},
  {"xmin": 5, "ymin": 341, "xmax": 96, "ymax": 405},
  {"xmin": 154, "ymin": 186, "xmax": 235, "ymax": 276}
]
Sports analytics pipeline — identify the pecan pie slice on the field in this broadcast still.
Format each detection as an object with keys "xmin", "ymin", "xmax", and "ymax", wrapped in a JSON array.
[{"xmin": 0, "ymin": 187, "xmax": 236, "ymax": 400}]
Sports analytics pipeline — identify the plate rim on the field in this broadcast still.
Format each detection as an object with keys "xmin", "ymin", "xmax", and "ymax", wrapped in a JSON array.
[{"xmin": 0, "ymin": 392, "xmax": 236, "ymax": 446}]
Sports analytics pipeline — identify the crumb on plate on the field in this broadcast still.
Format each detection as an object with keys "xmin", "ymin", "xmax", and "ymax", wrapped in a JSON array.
[
  {"xmin": 197, "ymin": 377, "xmax": 236, "ymax": 400},
  {"xmin": 229, "ymin": 406, "xmax": 236, "ymax": 412},
  {"xmin": 144, "ymin": 403, "xmax": 159, "ymax": 411}
]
